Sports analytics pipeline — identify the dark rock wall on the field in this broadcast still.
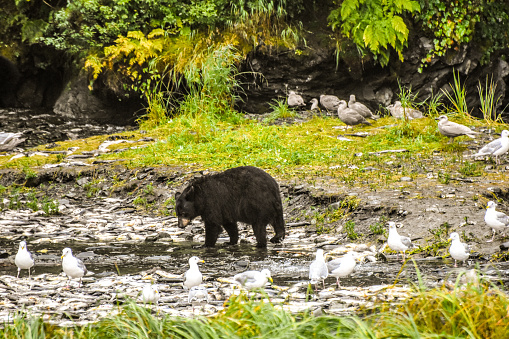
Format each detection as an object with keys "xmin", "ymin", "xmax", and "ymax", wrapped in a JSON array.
[{"xmin": 238, "ymin": 38, "xmax": 509, "ymax": 120}]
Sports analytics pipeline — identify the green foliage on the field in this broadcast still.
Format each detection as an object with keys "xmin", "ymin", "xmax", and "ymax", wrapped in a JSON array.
[
  {"xmin": 417, "ymin": 0, "xmax": 509, "ymax": 71},
  {"xmin": 41, "ymin": 198, "xmax": 59, "ymax": 216},
  {"xmin": 370, "ymin": 216, "xmax": 388, "ymax": 235},
  {"xmin": 344, "ymin": 220, "xmax": 360, "ymax": 240},
  {"xmin": 328, "ymin": 0, "xmax": 421, "ymax": 66},
  {"xmin": 478, "ymin": 75, "xmax": 503, "ymax": 124},
  {"xmin": 441, "ymin": 69, "xmax": 470, "ymax": 117},
  {"xmin": 263, "ymin": 99, "xmax": 297, "ymax": 123},
  {"xmin": 459, "ymin": 161, "xmax": 483, "ymax": 177}
]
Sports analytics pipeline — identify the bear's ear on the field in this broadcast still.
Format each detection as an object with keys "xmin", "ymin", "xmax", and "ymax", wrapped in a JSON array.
[{"xmin": 175, "ymin": 192, "xmax": 181, "ymax": 200}]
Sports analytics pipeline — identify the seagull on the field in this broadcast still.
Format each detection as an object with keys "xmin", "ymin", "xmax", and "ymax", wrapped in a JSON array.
[
  {"xmin": 320, "ymin": 94, "xmax": 341, "ymax": 112},
  {"xmin": 0, "ymin": 132, "xmax": 25, "ymax": 151},
  {"xmin": 326, "ymin": 251, "xmax": 356, "ymax": 287},
  {"xmin": 310, "ymin": 98, "xmax": 320, "ymax": 111},
  {"xmin": 234, "ymin": 269, "xmax": 272, "ymax": 290},
  {"xmin": 387, "ymin": 101, "xmax": 423, "ymax": 120},
  {"xmin": 448, "ymin": 232, "xmax": 470, "ymax": 267},
  {"xmin": 287, "ymin": 91, "xmax": 306, "ymax": 107},
  {"xmin": 141, "ymin": 284, "xmax": 160, "ymax": 304},
  {"xmin": 61, "ymin": 247, "xmax": 88, "ymax": 288},
  {"xmin": 471, "ymin": 130, "xmax": 509, "ymax": 164},
  {"xmin": 484, "ymin": 201, "xmax": 509, "ymax": 242},
  {"xmin": 387, "ymin": 222, "xmax": 414, "ymax": 262},
  {"xmin": 15, "ymin": 240, "xmax": 35, "ymax": 278},
  {"xmin": 183, "ymin": 256, "xmax": 204, "ymax": 290},
  {"xmin": 436, "ymin": 115, "xmax": 478, "ymax": 143},
  {"xmin": 309, "ymin": 248, "xmax": 328, "ymax": 289},
  {"xmin": 348, "ymin": 95, "xmax": 379, "ymax": 120},
  {"xmin": 337, "ymin": 100, "xmax": 371, "ymax": 130},
  {"xmin": 188, "ymin": 285, "xmax": 209, "ymax": 312}
]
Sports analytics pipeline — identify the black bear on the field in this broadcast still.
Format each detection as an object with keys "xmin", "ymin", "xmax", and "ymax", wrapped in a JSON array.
[{"xmin": 175, "ymin": 166, "xmax": 285, "ymax": 248}]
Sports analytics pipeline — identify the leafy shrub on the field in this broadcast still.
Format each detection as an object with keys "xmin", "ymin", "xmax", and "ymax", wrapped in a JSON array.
[{"xmin": 328, "ymin": 0, "xmax": 421, "ymax": 66}]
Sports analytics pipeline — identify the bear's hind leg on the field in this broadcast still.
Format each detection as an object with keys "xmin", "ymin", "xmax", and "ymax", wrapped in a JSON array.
[
  {"xmin": 270, "ymin": 215, "xmax": 285, "ymax": 244},
  {"xmin": 223, "ymin": 221, "xmax": 239, "ymax": 245}
]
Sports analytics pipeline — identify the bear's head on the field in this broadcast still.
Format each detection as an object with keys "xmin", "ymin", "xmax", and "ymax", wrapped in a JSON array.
[{"xmin": 175, "ymin": 185, "xmax": 199, "ymax": 228}]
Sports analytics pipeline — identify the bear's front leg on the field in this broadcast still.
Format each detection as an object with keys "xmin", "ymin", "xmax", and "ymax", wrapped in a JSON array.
[
  {"xmin": 223, "ymin": 221, "xmax": 239, "ymax": 245},
  {"xmin": 204, "ymin": 222, "xmax": 221, "ymax": 247}
]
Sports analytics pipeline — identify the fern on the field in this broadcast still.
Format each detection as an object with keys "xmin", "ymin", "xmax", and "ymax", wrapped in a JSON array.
[{"xmin": 329, "ymin": 0, "xmax": 420, "ymax": 66}]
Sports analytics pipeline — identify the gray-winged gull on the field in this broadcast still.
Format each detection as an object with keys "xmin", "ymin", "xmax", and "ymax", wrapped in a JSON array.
[
  {"xmin": 15, "ymin": 240, "xmax": 35, "ymax": 278},
  {"xmin": 387, "ymin": 101, "xmax": 423, "ymax": 120},
  {"xmin": 309, "ymin": 248, "xmax": 328, "ymax": 289},
  {"xmin": 337, "ymin": 100, "xmax": 371, "ymax": 130},
  {"xmin": 142, "ymin": 284, "xmax": 160, "ymax": 304},
  {"xmin": 0, "ymin": 132, "xmax": 25, "ymax": 151},
  {"xmin": 387, "ymin": 222, "xmax": 413, "ymax": 262},
  {"xmin": 436, "ymin": 115, "xmax": 478, "ymax": 143},
  {"xmin": 61, "ymin": 247, "xmax": 88, "ymax": 287},
  {"xmin": 234, "ymin": 269, "xmax": 272, "ymax": 290},
  {"xmin": 471, "ymin": 130, "xmax": 509, "ymax": 164},
  {"xmin": 348, "ymin": 95, "xmax": 379, "ymax": 120},
  {"xmin": 183, "ymin": 256, "xmax": 204, "ymax": 289},
  {"xmin": 448, "ymin": 232, "xmax": 470, "ymax": 267},
  {"xmin": 310, "ymin": 98, "xmax": 320, "ymax": 111},
  {"xmin": 484, "ymin": 201, "xmax": 509, "ymax": 242},
  {"xmin": 287, "ymin": 91, "xmax": 305, "ymax": 107},
  {"xmin": 326, "ymin": 251, "xmax": 356, "ymax": 287},
  {"xmin": 188, "ymin": 285, "xmax": 209, "ymax": 311},
  {"xmin": 320, "ymin": 94, "xmax": 341, "ymax": 111}
]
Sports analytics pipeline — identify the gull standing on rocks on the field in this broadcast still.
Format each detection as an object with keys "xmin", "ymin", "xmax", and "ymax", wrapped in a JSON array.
[
  {"xmin": 320, "ymin": 94, "xmax": 341, "ymax": 112},
  {"xmin": 471, "ymin": 130, "xmax": 509, "ymax": 164},
  {"xmin": 309, "ymin": 248, "xmax": 328, "ymax": 289},
  {"xmin": 142, "ymin": 284, "xmax": 160, "ymax": 304},
  {"xmin": 183, "ymin": 256, "xmax": 204, "ymax": 290},
  {"xmin": 310, "ymin": 98, "xmax": 320, "ymax": 111},
  {"xmin": 234, "ymin": 269, "xmax": 272, "ymax": 290},
  {"xmin": 326, "ymin": 251, "xmax": 356, "ymax": 287},
  {"xmin": 348, "ymin": 94, "xmax": 379, "ymax": 120},
  {"xmin": 448, "ymin": 232, "xmax": 470, "ymax": 267},
  {"xmin": 387, "ymin": 101, "xmax": 423, "ymax": 120},
  {"xmin": 387, "ymin": 222, "xmax": 413, "ymax": 262},
  {"xmin": 337, "ymin": 100, "xmax": 371, "ymax": 130},
  {"xmin": 484, "ymin": 201, "xmax": 509, "ymax": 242},
  {"xmin": 61, "ymin": 247, "xmax": 88, "ymax": 288},
  {"xmin": 436, "ymin": 115, "xmax": 478, "ymax": 143},
  {"xmin": 15, "ymin": 240, "xmax": 35, "ymax": 278},
  {"xmin": 287, "ymin": 91, "xmax": 306, "ymax": 107},
  {"xmin": 188, "ymin": 285, "xmax": 209, "ymax": 311}
]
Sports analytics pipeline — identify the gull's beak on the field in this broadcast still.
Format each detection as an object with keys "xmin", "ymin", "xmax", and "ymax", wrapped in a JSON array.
[
  {"xmin": 61, "ymin": 255, "xmax": 64, "ymax": 259},
  {"xmin": 268, "ymin": 277, "xmax": 273, "ymax": 283}
]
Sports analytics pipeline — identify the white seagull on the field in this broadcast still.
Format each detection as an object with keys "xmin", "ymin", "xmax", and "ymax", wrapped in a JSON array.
[
  {"xmin": 310, "ymin": 98, "xmax": 320, "ymax": 111},
  {"xmin": 287, "ymin": 91, "xmax": 306, "ymax": 107},
  {"xmin": 61, "ymin": 247, "xmax": 88, "ymax": 288},
  {"xmin": 141, "ymin": 284, "xmax": 160, "ymax": 304},
  {"xmin": 448, "ymin": 232, "xmax": 470, "ymax": 267},
  {"xmin": 15, "ymin": 240, "xmax": 35, "ymax": 278},
  {"xmin": 309, "ymin": 248, "xmax": 328, "ymax": 289},
  {"xmin": 387, "ymin": 222, "xmax": 414, "ymax": 262},
  {"xmin": 484, "ymin": 201, "xmax": 509, "ymax": 242},
  {"xmin": 436, "ymin": 115, "xmax": 478, "ymax": 143},
  {"xmin": 188, "ymin": 285, "xmax": 209, "ymax": 312},
  {"xmin": 234, "ymin": 269, "xmax": 272, "ymax": 290},
  {"xmin": 471, "ymin": 130, "xmax": 509, "ymax": 164},
  {"xmin": 183, "ymin": 256, "xmax": 204, "ymax": 290},
  {"xmin": 326, "ymin": 251, "xmax": 356, "ymax": 287}
]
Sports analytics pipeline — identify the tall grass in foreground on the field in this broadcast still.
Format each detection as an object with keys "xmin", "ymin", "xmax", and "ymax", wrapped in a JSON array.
[
  {"xmin": 478, "ymin": 75, "xmax": 503, "ymax": 124},
  {"xmin": 2, "ymin": 281, "xmax": 509, "ymax": 338},
  {"xmin": 442, "ymin": 69, "xmax": 470, "ymax": 118}
]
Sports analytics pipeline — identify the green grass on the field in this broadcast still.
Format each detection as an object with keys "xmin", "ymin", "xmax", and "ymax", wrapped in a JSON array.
[{"xmin": 2, "ymin": 280, "xmax": 509, "ymax": 338}]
